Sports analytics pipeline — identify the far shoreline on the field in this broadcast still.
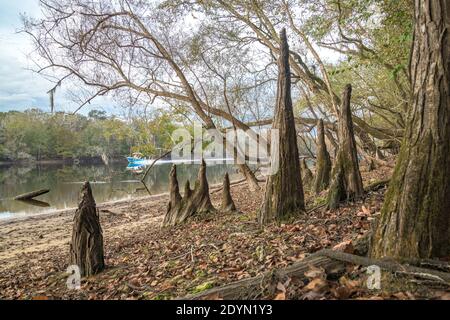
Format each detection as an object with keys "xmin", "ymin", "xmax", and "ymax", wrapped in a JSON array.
[{"xmin": 0, "ymin": 157, "xmax": 128, "ymax": 167}]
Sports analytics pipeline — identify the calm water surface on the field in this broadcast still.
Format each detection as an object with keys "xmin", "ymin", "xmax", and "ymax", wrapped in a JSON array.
[{"xmin": 0, "ymin": 160, "xmax": 239, "ymax": 220}]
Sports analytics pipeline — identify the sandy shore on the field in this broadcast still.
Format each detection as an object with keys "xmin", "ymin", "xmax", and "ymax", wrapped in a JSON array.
[
  {"xmin": 0, "ymin": 178, "xmax": 248, "ymax": 273},
  {"xmin": 0, "ymin": 192, "xmax": 169, "ymax": 272}
]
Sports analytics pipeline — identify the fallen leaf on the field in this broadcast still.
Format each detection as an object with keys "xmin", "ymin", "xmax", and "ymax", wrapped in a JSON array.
[
  {"xmin": 274, "ymin": 292, "xmax": 286, "ymax": 300},
  {"xmin": 304, "ymin": 265, "xmax": 326, "ymax": 280},
  {"xmin": 304, "ymin": 278, "xmax": 329, "ymax": 293},
  {"xmin": 333, "ymin": 240, "xmax": 354, "ymax": 254}
]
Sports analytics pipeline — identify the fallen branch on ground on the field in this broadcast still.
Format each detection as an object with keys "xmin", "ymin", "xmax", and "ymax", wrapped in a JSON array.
[
  {"xmin": 364, "ymin": 179, "xmax": 390, "ymax": 193},
  {"xmin": 178, "ymin": 248, "xmax": 450, "ymax": 300}
]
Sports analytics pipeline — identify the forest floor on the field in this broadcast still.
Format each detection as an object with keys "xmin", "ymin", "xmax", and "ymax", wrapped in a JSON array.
[{"xmin": 0, "ymin": 163, "xmax": 449, "ymax": 300}]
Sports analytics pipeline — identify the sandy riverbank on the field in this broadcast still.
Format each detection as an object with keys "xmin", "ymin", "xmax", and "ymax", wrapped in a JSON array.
[
  {"xmin": 0, "ymin": 166, "xmax": 399, "ymax": 300},
  {"xmin": 0, "ymin": 177, "xmax": 248, "ymax": 272},
  {"xmin": 0, "ymin": 191, "xmax": 167, "ymax": 271}
]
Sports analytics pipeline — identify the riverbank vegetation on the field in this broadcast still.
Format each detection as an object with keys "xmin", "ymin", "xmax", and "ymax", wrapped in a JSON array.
[{"xmin": 0, "ymin": 109, "xmax": 179, "ymax": 162}]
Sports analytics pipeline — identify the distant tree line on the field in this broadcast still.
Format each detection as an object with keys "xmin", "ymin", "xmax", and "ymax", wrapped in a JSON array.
[{"xmin": 0, "ymin": 109, "xmax": 178, "ymax": 162}]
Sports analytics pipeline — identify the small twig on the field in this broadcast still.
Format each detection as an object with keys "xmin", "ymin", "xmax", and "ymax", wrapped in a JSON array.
[
  {"xmin": 140, "ymin": 150, "xmax": 173, "ymax": 195},
  {"xmin": 394, "ymin": 271, "xmax": 448, "ymax": 284}
]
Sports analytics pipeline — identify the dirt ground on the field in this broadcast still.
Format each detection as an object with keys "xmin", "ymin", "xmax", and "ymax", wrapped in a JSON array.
[{"xmin": 1, "ymin": 164, "xmax": 447, "ymax": 300}]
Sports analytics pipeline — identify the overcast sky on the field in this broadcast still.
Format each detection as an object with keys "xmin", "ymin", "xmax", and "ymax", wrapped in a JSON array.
[
  {"xmin": 0, "ymin": 1, "xmax": 342, "ymax": 117},
  {"xmin": 0, "ymin": 0, "xmax": 117, "ymax": 115}
]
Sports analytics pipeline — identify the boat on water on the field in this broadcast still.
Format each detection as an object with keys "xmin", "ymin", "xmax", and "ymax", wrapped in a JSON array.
[
  {"xmin": 126, "ymin": 152, "xmax": 149, "ymax": 164},
  {"xmin": 126, "ymin": 153, "xmax": 235, "ymax": 166}
]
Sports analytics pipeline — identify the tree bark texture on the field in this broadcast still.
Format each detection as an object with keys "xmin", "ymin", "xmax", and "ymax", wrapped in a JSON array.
[
  {"xmin": 70, "ymin": 182, "xmax": 105, "ymax": 277},
  {"xmin": 327, "ymin": 84, "xmax": 364, "ymax": 209},
  {"xmin": 259, "ymin": 28, "xmax": 305, "ymax": 224},
  {"xmin": 221, "ymin": 173, "xmax": 237, "ymax": 212},
  {"xmin": 371, "ymin": 0, "xmax": 450, "ymax": 259},
  {"xmin": 313, "ymin": 119, "xmax": 332, "ymax": 194},
  {"xmin": 163, "ymin": 160, "xmax": 216, "ymax": 227}
]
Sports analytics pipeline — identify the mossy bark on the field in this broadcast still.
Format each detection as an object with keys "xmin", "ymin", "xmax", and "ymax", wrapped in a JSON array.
[
  {"xmin": 163, "ymin": 160, "xmax": 216, "ymax": 227},
  {"xmin": 371, "ymin": 0, "xmax": 450, "ymax": 259},
  {"xmin": 259, "ymin": 28, "xmax": 305, "ymax": 224},
  {"xmin": 327, "ymin": 84, "xmax": 364, "ymax": 209},
  {"xmin": 70, "ymin": 182, "xmax": 105, "ymax": 277},
  {"xmin": 313, "ymin": 119, "xmax": 332, "ymax": 194}
]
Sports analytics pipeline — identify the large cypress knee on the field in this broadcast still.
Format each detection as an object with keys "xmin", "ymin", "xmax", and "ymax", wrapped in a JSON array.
[
  {"xmin": 163, "ymin": 160, "xmax": 216, "ymax": 227},
  {"xmin": 327, "ymin": 85, "xmax": 364, "ymax": 209},
  {"xmin": 259, "ymin": 28, "xmax": 305, "ymax": 224},
  {"xmin": 70, "ymin": 182, "xmax": 105, "ymax": 277}
]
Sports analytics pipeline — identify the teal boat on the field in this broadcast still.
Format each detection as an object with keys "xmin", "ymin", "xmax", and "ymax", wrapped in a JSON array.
[{"xmin": 127, "ymin": 152, "xmax": 148, "ymax": 164}]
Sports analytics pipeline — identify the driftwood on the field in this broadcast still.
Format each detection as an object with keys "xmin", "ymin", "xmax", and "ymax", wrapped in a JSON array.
[
  {"xmin": 221, "ymin": 173, "xmax": 237, "ymax": 212},
  {"xmin": 259, "ymin": 28, "xmax": 305, "ymax": 224},
  {"xmin": 179, "ymin": 249, "xmax": 450, "ymax": 300},
  {"xmin": 14, "ymin": 189, "xmax": 50, "ymax": 201},
  {"xmin": 163, "ymin": 160, "xmax": 216, "ymax": 227},
  {"xmin": 70, "ymin": 182, "xmax": 105, "ymax": 277}
]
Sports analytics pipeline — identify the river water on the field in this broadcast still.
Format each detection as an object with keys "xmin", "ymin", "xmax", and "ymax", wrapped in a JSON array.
[{"xmin": 0, "ymin": 160, "xmax": 239, "ymax": 220}]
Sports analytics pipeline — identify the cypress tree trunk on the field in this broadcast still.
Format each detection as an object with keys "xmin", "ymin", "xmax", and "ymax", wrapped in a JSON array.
[
  {"xmin": 327, "ymin": 85, "xmax": 364, "ymax": 209},
  {"xmin": 313, "ymin": 119, "xmax": 332, "ymax": 194},
  {"xmin": 221, "ymin": 173, "xmax": 237, "ymax": 212},
  {"xmin": 259, "ymin": 28, "xmax": 305, "ymax": 224},
  {"xmin": 371, "ymin": 0, "xmax": 450, "ymax": 259},
  {"xmin": 70, "ymin": 182, "xmax": 105, "ymax": 277},
  {"xmin": 163, "ymin": 160, "xmax": 216, "ymax": 227}
]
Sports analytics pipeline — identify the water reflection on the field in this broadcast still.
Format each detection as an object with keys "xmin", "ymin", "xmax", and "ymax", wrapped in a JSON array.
[{"xmin": 0, "ymin": 160, "xmax": 239, "ymax": 219}]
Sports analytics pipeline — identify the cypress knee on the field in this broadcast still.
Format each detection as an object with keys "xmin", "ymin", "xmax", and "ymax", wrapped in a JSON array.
[
  {"xmin": 327, "ymin": 84, "xmax": 364, "ymax": 209},
  {"xmin": 70, "ymin": 182, "xmax": 105, "ymax": 277},
  {"xmin": 221, "ymin": 173, "xmax": 237, "ymax": 212},
  {"xmin": 163, "ymin": 165, "xmax": 183, "ymax": 227},
  {"xmin": 163, "ymin": 160, "xmax": 216, "ymax": 227},
  {"xmin": 313, "ymin": 119, "xmax": 332, "ymax": 194},
  {"xmin": 301, "ymin": 159, "xmax": 314, "ymax": 191},
  {"xmin": 259, "ymin": 28, "xmax": 305, "ymax": 224}
]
